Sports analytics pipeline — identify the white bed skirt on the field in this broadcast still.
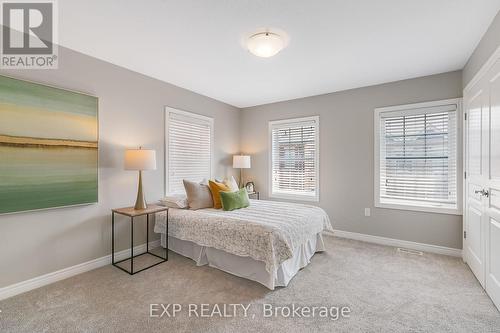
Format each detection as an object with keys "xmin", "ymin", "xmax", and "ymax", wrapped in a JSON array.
[{"xmin": 160, "ymin": 233, "xmax": 325, "ymax": 290}]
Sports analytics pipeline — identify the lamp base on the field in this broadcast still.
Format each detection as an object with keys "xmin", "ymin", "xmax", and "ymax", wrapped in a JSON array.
[
  {"xmin": 239, "ymin": 168, "xmax": 243, "ymax": 189},
  {"xmin": 134, "ymin": 171, "xmax": 147, "ymax": 210}
]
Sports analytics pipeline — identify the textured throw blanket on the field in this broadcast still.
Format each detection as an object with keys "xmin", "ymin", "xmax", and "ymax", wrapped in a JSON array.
[{"xmin": 154, "ymin": 199, "xmax": 333, "ymax": 273}]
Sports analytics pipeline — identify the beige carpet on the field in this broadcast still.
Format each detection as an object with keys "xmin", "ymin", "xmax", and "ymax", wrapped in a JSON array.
[{"xmin": 1, "ymin": 236, "xmax": 499, "ymax": 333}]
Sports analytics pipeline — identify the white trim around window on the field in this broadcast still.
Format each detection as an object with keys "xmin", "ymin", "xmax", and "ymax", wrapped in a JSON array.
[
  {"xmin": 374, "ymin": 98, "xmax": 462, "ymax": 215},
  {"xmin": 268, "ymin": 116, "xmax": 320, "ymax": 202},
  {"xmin": 164, "ymin": 106, "xmax": 214, "ymax": 194}
]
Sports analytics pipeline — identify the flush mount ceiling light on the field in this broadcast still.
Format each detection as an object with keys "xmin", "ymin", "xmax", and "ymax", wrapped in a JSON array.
[{"xmin": 247, "ymin": 31, "xmax": 287, "ymax": 58}]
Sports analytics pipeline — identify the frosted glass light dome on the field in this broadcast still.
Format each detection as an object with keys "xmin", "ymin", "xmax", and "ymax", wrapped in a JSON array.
[{"xmin": 247, "ymin": 32, "xmax": 285, "ymax": 58}]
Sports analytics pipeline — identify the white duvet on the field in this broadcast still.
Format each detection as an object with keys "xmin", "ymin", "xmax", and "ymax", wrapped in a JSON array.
[{"xmin": 154, "ymin": 199, "xmax": 333, "ymax": 273}]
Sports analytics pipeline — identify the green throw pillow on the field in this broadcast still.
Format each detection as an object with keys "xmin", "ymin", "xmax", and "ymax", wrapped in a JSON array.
[{"xmin": 220, "ymin": 188, "xmax": 250, "ymax": 211}]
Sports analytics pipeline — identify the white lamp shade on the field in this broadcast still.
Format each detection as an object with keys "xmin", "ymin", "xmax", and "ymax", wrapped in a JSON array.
[
  {"xmin": 233, "ymin": 155, "xmax": 251, "ymax": 169},
  {"xmin": 124, "ymin": 149, "xmax": 156, "ymax": 171}
]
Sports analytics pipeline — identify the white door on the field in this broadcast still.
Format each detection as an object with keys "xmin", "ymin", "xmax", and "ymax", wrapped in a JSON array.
[
  {"xmin": 464, "ymin": 79, "xmax": 487, "ymax": 287},
  {"xmin": 485, "ymin": 59, "xmax": 500, "ymax": 309},
  {"xmin": 464, "ymin": 57, "xmax": 500, "ymax": 311}
]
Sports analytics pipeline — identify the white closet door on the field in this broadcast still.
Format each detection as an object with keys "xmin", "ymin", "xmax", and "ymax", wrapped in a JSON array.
[
  {"xmin": 485, "ymin": 59, "xmax": 500, "ymax": 308},
  {"xmin": 464, "ymin": 80, "xmax": 487, "ymax": 287}
]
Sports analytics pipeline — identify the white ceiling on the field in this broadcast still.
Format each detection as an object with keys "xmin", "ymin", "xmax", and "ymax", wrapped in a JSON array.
[{"xmin": 60, "ymin": 0, "xmax": 500, "ymax": 108}]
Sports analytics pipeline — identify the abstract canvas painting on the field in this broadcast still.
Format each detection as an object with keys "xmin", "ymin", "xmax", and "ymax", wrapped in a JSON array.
[{"xmin": 0, "ymin": 76, "xmax": 98, "ymax": 214}]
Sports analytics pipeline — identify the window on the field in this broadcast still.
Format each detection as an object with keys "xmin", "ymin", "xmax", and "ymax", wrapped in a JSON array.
[
  {"xmin": 165, "ymin": 107, "xmax": 213, "ymax": 194},
  {"xmin": 374, "ymin": 99, "xmax": 461, "ymax": 214},
  {"xmin": 269, "ymin": 116, "xmax": 319, "ymax": 201}
]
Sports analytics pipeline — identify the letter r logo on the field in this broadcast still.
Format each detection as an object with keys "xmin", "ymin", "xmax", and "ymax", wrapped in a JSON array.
[{"xmin": 2, "ymin": 2, "xmax": 53, "ymax": 54}]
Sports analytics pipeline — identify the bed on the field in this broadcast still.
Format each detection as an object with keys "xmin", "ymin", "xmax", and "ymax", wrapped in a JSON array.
[{"xmin": 154, "ymin": 199, "xmax": 332, "ymax": 289}]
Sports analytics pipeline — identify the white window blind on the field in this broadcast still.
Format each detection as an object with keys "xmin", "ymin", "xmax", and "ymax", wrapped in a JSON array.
[
  {"xmin": 269, "ymin": 116, "xmax": 319, "ymax": 201},
  {"xmin": 376, "ymin": 101, "xmax": 458, "ymax": 212},
  {"xmin": 166, "ymin": 108, "xmax": 213, "ymax": 194}
]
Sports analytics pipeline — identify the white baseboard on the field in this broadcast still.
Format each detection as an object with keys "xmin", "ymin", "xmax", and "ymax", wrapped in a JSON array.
[
  {"xmin": 0, "ymin": 240, "xmax": 161, "ymax": 301},
  {"xmin": 327, "ymin": 230, "xmax": 462, "ymax": 257}
]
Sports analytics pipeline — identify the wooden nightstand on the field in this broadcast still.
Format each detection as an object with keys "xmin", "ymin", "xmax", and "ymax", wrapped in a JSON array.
[
  {"xmin": 248, "ymin": 191, "xmax": 260, "ymax": 200},
  {"xmin": 111, "ymin": 205, "xmax": 168, "ymax": 275}
]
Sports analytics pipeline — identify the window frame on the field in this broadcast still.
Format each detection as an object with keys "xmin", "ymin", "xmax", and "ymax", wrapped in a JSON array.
[
  {"xmin": 268, "ymin": 116, "xmax": 320, "ymax": 202},
  {"xmin": 374, "ymin": 98, "xmax": 462, "ymax": 215},
  {"xmin": 164, "ymin": 106, "xmax": 214, "ymax": 195}
]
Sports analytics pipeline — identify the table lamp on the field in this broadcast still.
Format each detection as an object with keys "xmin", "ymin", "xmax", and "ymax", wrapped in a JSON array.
[
  {"xmin": 233, "ymin": 155, "xmax": 251, "ymax": 188},
  {"xmin": 125, "ymin": 148, "xmax": 156, "ymax": 210}
]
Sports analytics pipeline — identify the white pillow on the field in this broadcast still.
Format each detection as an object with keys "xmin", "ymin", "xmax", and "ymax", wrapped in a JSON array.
[
  {"xmin": 224, "ymin": 176, "xmax": 239, "ymax": 192},
  {"xmin": 159, "ymin": 193, "xmax": 188, "ymax": 209}
]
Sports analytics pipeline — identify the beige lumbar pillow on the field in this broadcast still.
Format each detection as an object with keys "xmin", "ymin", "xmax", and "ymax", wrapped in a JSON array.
[{"xmin": 183, "ymin": 179, "xmax": 214, "ymax": 210}]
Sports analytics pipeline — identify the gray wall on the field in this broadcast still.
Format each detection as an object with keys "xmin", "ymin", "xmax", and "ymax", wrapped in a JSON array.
[
  {"xmin": 7, "ymin": 11, "xmax": 500, "ymax": 287},
  {"xmin": 0, "ymin": 47, "xmax": 240, "ymax": 288},
  {"xmin": 463, "ymin": 11, "xmax": 500, "ymax": 87},
  {"xmin": 240, "ymin": 71, "xmax": 463, "ymax": 249}
]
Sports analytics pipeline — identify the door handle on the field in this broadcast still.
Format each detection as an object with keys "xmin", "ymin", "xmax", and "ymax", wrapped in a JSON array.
[{"xmin": 474, "ymin": 189, "xmax": 490, "ymax": 197}]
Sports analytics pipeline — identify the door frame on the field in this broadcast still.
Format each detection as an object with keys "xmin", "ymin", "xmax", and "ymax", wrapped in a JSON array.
[{"xmin": 462, "ymin": 91, "xmax": 467, "ymax": 264}]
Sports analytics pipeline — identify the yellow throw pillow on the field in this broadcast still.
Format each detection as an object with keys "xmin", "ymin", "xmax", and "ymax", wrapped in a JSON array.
[{"xmin": 208, "ymin": 180, "xmax": 230, "ymax": 209}]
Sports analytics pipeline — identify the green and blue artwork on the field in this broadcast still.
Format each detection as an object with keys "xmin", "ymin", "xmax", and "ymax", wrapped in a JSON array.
[{"xmin": 0, "ymin": 75, "xmax": 98, "ymax": 214}]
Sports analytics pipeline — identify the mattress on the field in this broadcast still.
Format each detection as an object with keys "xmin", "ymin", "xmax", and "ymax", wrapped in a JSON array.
[{"xmin": 154, "ymin": 199, "xmax": 333, "ymax": 273}]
